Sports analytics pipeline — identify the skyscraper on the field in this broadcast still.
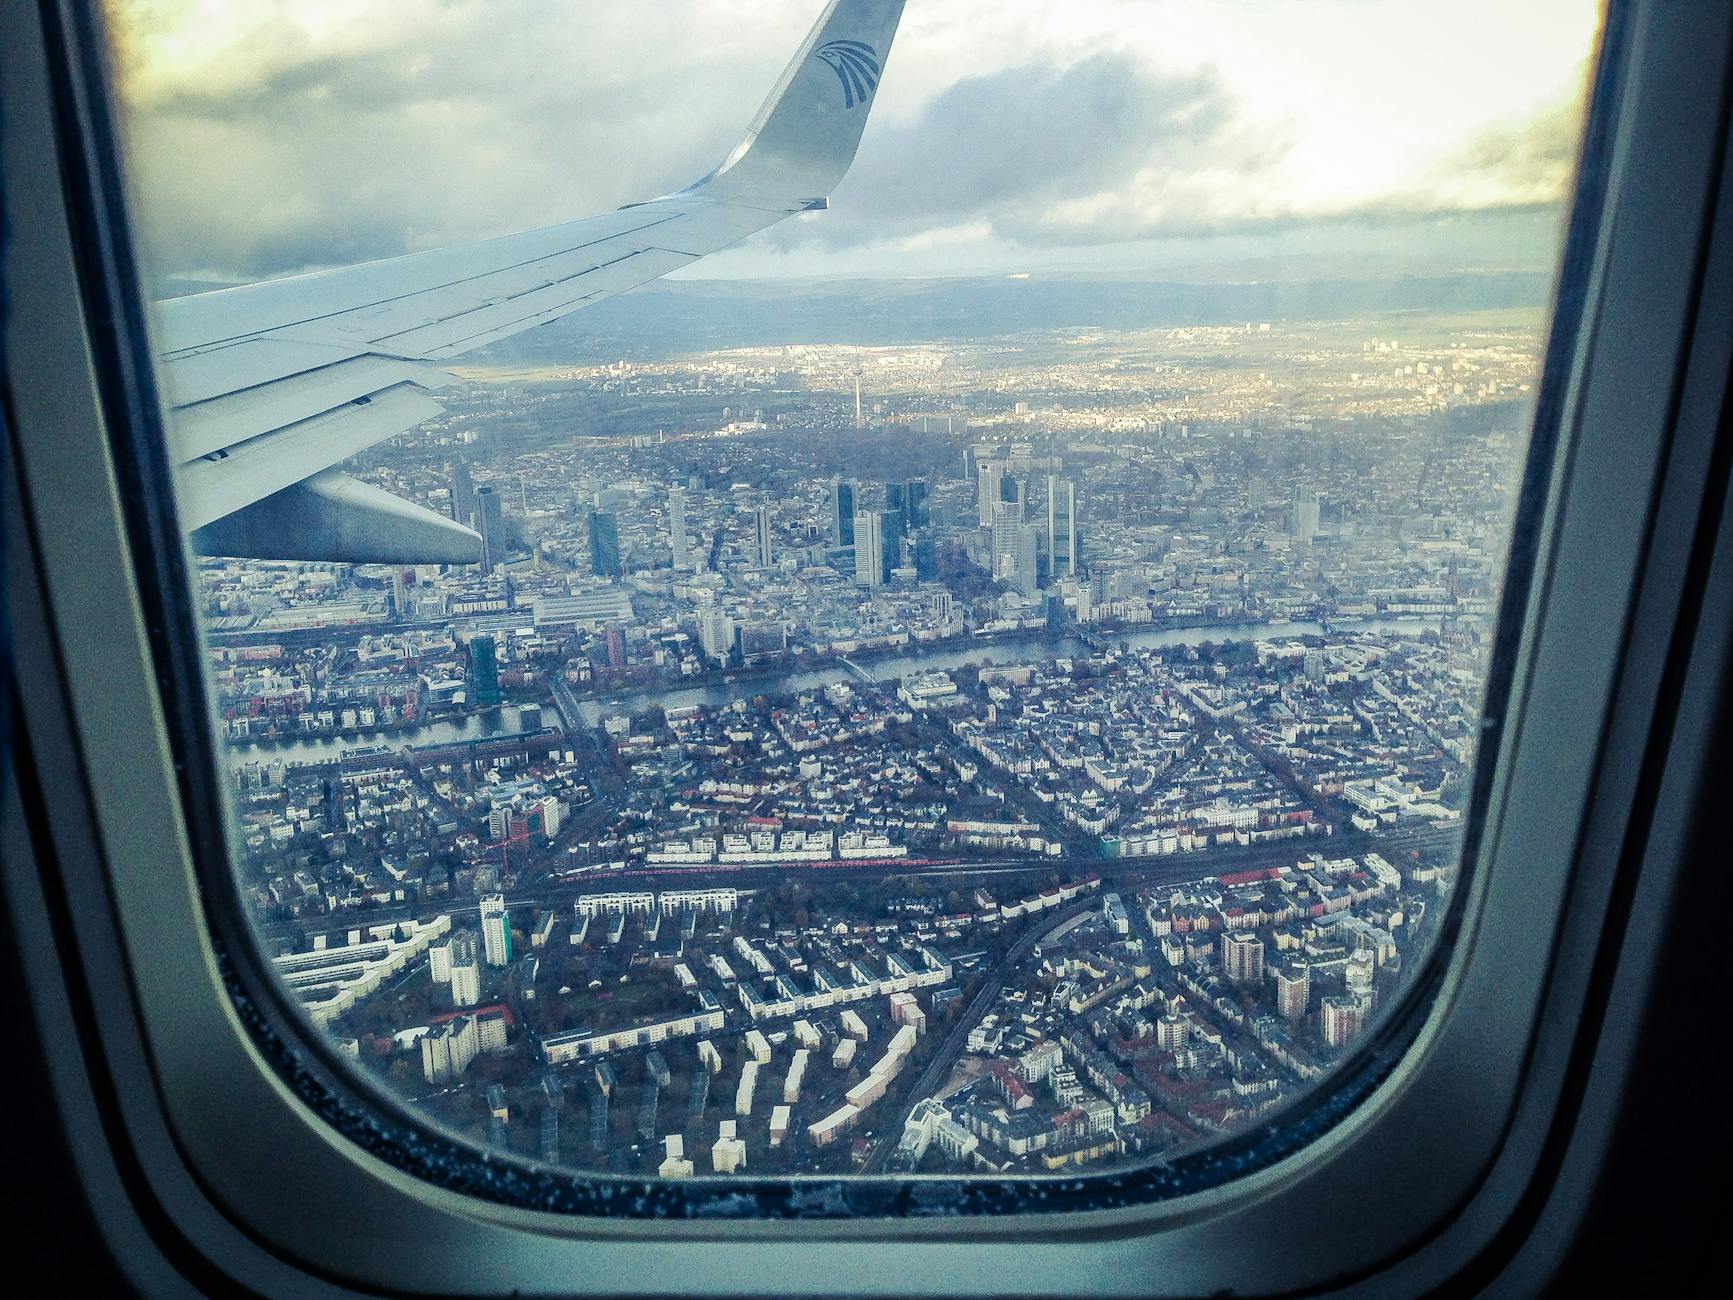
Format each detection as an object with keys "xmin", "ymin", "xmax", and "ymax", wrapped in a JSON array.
[
  {"xmin": 481, "ymin": 894, "xmax": 512, "ymax": 968},
  {"xmin": 1014, "ymin": 523, "xmax": 1041, "ymax": 595},
  {"xmin": 1275, "ymin": 965, "xmax": 1310, "ymax": 1021},
  {"xmin": 881, "ymin": 504, "xmax": 905, "ymax": 578},
  {"xmin": 853, "ymin": 371, "xmax": 863, "ymax": 428},
  {"xmin": 588, "ymin": 510, "xmax": 621, "ymax": 578},
  {"xmin": 698, "ymin": 607, "xmax": 734, "ymax": 662},
  {"xmin": 977, "ymin": 464, "xmax": 1003, "ymax": 528},
  {"xmin": 1293, "ymin": 489, "xmax": 1321, "ymax": 544},
  {"xmin": 474, "ymin": 484, "xmax": 504, "ymax": 575},
  {"xmin": 1047, "ymin": 476, "xmax": 1078, "ymax": 579},
  {"xmin": 991, "ymin": 500, "xmax": 1021, "ymax": 580},
  {"xmin": 1321, "ymin": 995, "xmax": 1366, "ymax": 1048},
  {"xmin": 450, "ymin": 954, "xmax": 480, "ymax": 1009},
  {"xmin": 668, "ymin": 487, "xmax": 689, "ymax": 571},
  {"xmin": 468, "ymin": 635, "xmax": 501, "ymax": 708},
  {"xmin": 913, "ymin": 532, "xmax": 938, "ymax": 582},
  {"xmin": 450, "ymin": 458, "xmax": 475, "ymax": 527},
  {"xmin": 831, "ymin": 480, "xmax": 856, "ymax": 548},
  {"xmin": 904, "ymin": 479, "xmax": 930, "ymax": 528},
  {"xmin": 754, "ymin": 505, "xmax": 773, "ymax": 568},
  {"xmin": 1222, "ymin": 931, "xmax": 1266, "ymax": 984},
  {"xmin": 853, "ymin": 510, "xmax": 883, "ymax": 588}
]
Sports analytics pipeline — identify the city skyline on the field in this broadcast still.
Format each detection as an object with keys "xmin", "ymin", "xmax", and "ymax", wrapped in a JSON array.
[{"xmin": 200, "ymin": 295, "xmax": 1523, "ymax": 1178}]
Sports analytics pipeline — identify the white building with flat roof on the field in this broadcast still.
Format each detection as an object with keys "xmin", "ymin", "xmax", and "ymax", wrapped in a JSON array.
[
  {"xmin": 476, "ymin": 1008, "xmax": 508, "ymax": 1054},
  {"xmin": 712, "ymin": 1121, "xmax": 747, "ymax": 1173},
  {"xmin": 809, "ymin": 1104, "xmax": 861, "ymax": 1148},
  {"xmin": 420, "ymin": 1014, "xmax": 478, "ymax": 1084},
  {"xmin": 539, "ymin": 1006, "xmax": 725, "ymax": 1063},
  {"xmin": 658, "ymin": 1134, "xmax": 694, "ymax": 1178},
  {"xmin": 659, "ymin": 887, "xmax": 737, "ymax": 914},
  {"xmin": 575, "ymin": 892, "xmax": 655, "ymax": 918},
  {"xmin": 736, "ymin": 1060, "xmax": 759, "ymax": 1116},
  {"xmin": 450, "ymin": 955, "xmax": 480, "ymax": 1008},
  {"xmin": 480, "ymin": 894, "xmax": 511, "ymax": 967},
  {"xmin": 784, "ymin": 1049, "xmax": 809, "ymax": 1104},
  {"xmin": 274, "ymin": 915, "xmax": 451, "ymax": 1028}
]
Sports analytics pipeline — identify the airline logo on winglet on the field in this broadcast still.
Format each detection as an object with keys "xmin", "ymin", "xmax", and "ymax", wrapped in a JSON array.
[{"xmin": 814, "ymin": 39, "xmax": 881, "ymax": 109}]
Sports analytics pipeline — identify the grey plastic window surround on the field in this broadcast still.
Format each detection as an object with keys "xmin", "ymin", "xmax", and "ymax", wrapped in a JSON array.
[{"xmin": 3, "ymin": 0, "xmax": 1730, "ymax": 1295}]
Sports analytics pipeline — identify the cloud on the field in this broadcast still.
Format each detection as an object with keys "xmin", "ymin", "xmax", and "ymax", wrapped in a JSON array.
[
  {"xmin": 1422, "ymin": 100, "xmax": 1585, "ymax": 210},
  {"xmin": 102, "ymin": 0, "xmax": 1595, "ymax": 285},
  {"xmin": 106, "ymin": 0, "xmax": 795, "ymax": 281},
  {"xmin": 801, "ymin": 51, "xmax": 1292, "ymax": 247},
  {"xmin": 730, "ymin": 48, "xmax": 1578, "ymax": 276}
]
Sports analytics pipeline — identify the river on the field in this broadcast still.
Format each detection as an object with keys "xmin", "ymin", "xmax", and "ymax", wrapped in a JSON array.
[
  {"xmin": 228, "ymin": 707, "xmax": 544, "ymax": 765},
  {"xmin": 231, "ymin": 616, "xmax": 1444, "ymax": 768}
]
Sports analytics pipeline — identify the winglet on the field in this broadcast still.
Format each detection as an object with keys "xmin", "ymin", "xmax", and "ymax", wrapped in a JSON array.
[{"xmin": 688, "ymin": 0, "xmax": 905, "ymax": 208}]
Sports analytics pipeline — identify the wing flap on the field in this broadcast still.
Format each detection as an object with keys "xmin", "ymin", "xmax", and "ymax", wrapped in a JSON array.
[
  {"xmin": 168, "ymin": 355, "xmax": 452, "ymax": 462},
  {"xmin": 160, "ymin": 337, "xmax": 363, "ymax": 408}
]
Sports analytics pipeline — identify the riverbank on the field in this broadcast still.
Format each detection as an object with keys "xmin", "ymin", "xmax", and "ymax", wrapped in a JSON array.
[
  {"xmin": 231, "ymin": 615, "xmax": 1447, "ymax": 769},
  {"xmin": 558, "ymin": 613, "xmax": 1334, "ymax": 706}
]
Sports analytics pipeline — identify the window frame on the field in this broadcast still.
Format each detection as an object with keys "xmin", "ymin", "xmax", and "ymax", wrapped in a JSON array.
[{"xmin": 4, "ymin": 0, "xmax": 1730, "ymax": 1293}]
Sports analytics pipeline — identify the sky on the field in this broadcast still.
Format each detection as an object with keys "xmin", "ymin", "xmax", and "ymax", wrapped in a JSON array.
[{"xmin": 104, "ymin": 0, "xmax": 1602, "ymax": 288}]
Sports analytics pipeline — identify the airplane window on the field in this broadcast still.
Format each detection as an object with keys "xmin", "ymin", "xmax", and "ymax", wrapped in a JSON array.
[{"xmin": 97, "ymin": 0, "xmax": 1602, "ymax": 1198}]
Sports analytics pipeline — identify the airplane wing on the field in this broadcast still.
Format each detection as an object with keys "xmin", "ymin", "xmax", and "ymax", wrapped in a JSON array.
[{"xmin": 157, "ymin": 0, "xmax": 905, "ymax": 565}]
